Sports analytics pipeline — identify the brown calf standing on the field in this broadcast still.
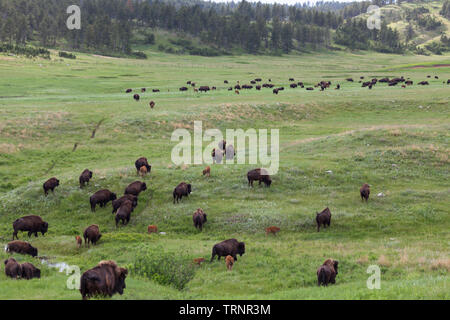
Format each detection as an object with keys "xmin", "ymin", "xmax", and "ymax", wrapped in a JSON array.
[
  {"xmin": 202, "ymin": 166, "xmax": 210, "ymax": 177},
  {"xmin": 265, "ymin": 226, "xmax": 280, "ymax": 236},
  {"xmin": 147, "ymin": 225, "xmax": 158, "ymax": 234},
  {"xmin": 193, "ymin": 258, "xmax": 205, "ymax": 265},
  {"xmin": 139, "ymin": 166, "xmax": 148, "ymax": 177},
  {"xmin": 76, "ymin": 236, "xmax": 82, "ymax": 248},
  {"xmin": 225, "ymin": 255, "xmax": 234, "ymax": 271}
]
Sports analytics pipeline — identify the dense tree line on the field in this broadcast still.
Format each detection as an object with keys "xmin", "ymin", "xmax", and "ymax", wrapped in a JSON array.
[{"xmin": 0, "ymin": 0, "xmax": 407, "ymax": 56}]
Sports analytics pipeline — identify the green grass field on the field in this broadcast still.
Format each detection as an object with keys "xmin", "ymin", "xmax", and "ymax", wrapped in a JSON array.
[{"xmin": 0, "ymin": 49, "xmax": 449, "ymax": 299}]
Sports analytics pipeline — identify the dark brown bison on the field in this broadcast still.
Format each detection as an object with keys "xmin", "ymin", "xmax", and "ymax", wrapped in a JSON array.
[
  {"xmin": 346, "ymin": 78, "xmax": 353, "ymax": 82},
  {"xmin": 21, "ymin": 262, "xmax": 41, "ymax": 280},
  {"xmin": 202, "ymin": 166, "xmax": 210, "ymax": 177},
  {"xmin": 79, "ymin": 260, "xmax": 128, "ymax": 300},
  {"xmin": 360, "ymin": 183, "xmax": 370, "ymax": 201},
  {"xmin": 316, "ymin": 207, "xmax": 331, "ymax": 232},
  {"xmin": 112, "ymin": 194, "xmax": 138, "ymax": 214},
  {"xmin": 224, "ymin": 80, "xmax": 229, "ymax": 84},
  {"xmin": 79, "ymin": 169, "xmax": 93, "ymax": 188},
  {"xmin": 306, "ymin": 87, "xmax": 314, "ymax": 91},
  {"xmin": 290, "ymin": 83, "xmax": 298, "ymax": 88},
  {"xmin": 12, "ymin": 215, "xmax": 48, "ymax": 240},
  {"xmin": 152, "ymin": 89, "xmax": 160, "ymax": 92},
  {"xmin": 4, "ymin": 258, "xmax": 22, "ymax": 279},
  {"xmin": 83, "ymin": 224, "xmax": 102, "ymax": 247},
  {"xmin": 247, "ymin": 168, "xmax": 271, "ymax": 187},
  {"xmin": 256, "ymin": 85, "xmax": 261, "ymax": 90},
  {"xmin": 135, "ymin": 157, "xmax": 151, "ymax": 175},
  {"xmin": 149, "ymin": 101, "xmax": 155, "ymax": 108},
  {"xmin": 141, "ymin": 88, "xmax": 146, "ymax": 92},
  {"xmin": 6, "ymin": 241, "xmax": 38, "ymax": 257},
  {"xmin": 173, "ymin": 182, "xmax": 192, "ymax": 204},
  {"xmin": 210, "ymin": 239, "xmax": 245, "ymax": 262},
  {"xmin": 133, "ymin": 94, "xmax": 140, "ymax": 101},
  {"xmin": 179, "ymin": 86, "xmax": 188, "ymax": 91},
  {"xmin": 90, "ymin": 189, "xmax": 117, "ymax": 212},
  {"xmin": 199, "ymin": 86, "xmax": 210, "ymax": 92},
  {"xmin": 273, "ymin": 88, "xmax": 279, "ymax": 94},
  {"xmin": 125, "ymin": 89, "xmax": 132, "ymax": 93},
  {"xmin": 43, "ymin": 177, "xmax": 59, "ymax": 196},
  {"xmin": 317, "ymin": 259, "xmax": 339, "ymax": 286},
  {"xmin": 124, "ymin": 181, "xmax": 147, "ymax": 196},
  {"xmin": 115, "ymin": 200, "xmax": 133, "ymax": 227},
  {"xmin": 418, "ymin": 81, "xmax": 429, "ymax": 85},
  {"xmin": 193, "ymin": 208, "xmax": 207, "ymax": 231}
]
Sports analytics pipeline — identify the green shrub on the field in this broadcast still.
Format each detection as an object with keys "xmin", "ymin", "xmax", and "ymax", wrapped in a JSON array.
[
  {"xmin": 133, "ymin": 247, "xmax": 196, "ymax": 290},
  {"xmin": 58, "ymin": 51, "xmax": 76, "ymax": 59}
]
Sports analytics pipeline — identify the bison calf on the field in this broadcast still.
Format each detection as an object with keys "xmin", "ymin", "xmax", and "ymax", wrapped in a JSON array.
[
  {"xmin": 211, "ymin": 239, "xmax": 245, "ymax": 262},
  {"xmin": 225, "ymin": 255, "xmax": 234, "ymax": 271},
  {"xmin": 202, "ymin": 166, "xmax": 210, "ymax": 177},
  {"xmin": 147, "ymin": 225, "xmax": 158, "ymax": 234},
  {"xmin": 76, "ymin": 236, "xmax": 82, "ymax": 248},
  {"xmin": 43, "ymin": 177, "xmax": 59, "ymax": 196},
  {"xmin": 12, "ymin": 215, "xmax": 48, "ymax": 240},
  {"xmin": 265, "ymin": 226, "xmax": 280, "ymax": 236},
  {"xmin": 135, "ymin": 157, "xmax": 151, "ymax": 175}
]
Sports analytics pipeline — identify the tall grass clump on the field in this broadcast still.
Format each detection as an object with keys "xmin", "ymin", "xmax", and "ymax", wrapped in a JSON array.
[{"xmin": 133, "ymin": 247, "xmax": 196, "ymax": 290}]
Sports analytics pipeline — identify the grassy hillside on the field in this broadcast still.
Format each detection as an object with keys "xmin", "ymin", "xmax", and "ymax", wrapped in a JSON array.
[{"xmin": 0, "ymin": 49, "xmax": 449, "ymax": 299}]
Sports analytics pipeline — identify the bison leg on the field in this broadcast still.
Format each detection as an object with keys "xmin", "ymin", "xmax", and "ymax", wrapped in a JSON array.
[
  {"xmin": 12, "ymin": 231, "xmax": 18, "ymax": 240},
  {"xmin": 28, "ymin": 231, "xmax": 32, "ymax": 237}
]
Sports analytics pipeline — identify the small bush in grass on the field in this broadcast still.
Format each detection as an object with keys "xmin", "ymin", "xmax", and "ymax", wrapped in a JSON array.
[
  {"xmin": 133, "ymin": 248, "xmax": 196, "ymax": 290},
  {"xmin": 58, "ymin": 51, "xmax": 76, "ymax": 59}
]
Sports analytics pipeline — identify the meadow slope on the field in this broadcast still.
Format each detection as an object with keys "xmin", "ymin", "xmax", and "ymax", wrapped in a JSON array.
[{"xmin": 0, "ymin": 50, "xmax": 449, "ymax": 299}]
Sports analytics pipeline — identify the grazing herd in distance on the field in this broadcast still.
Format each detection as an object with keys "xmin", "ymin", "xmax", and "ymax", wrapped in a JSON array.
[
  {"xmin": 4, "ymin": 75, "xmax": 395, "ymax": 299},
  {"xmin": 124, "ymin": 75, "xmax": 450, "ymax": 107}
]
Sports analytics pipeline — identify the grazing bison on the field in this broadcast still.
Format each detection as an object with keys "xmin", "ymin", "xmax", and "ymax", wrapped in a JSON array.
[
  {"xmin": 76, "ymin": 236, "xmax": 82, "ymax": 248},
  {"xmin": 317, "ymin": 259, "xmax": 339, "ymax": 286},
  {"xmin": 224, "ymin": 80, "xmax": 229, "ymax": 84},
  {"xmin": 83, "ymin": 224, "xmax": 101, "ymax": 247},
  {"xmin": 225, "ymin": 144, "xmax": 235, "ymax": 160},
  {"xmin": 256, "ymin": 85, "xmax": 261, "ymax": 90},
  {"xmin": 418, "ymin": 81, "xmax": 429, "ymax": 85},
  {"xmin": 112, "ymin": 194, "xmax": 138, "ymax": 214},
  {"xmin": 43, "ymin": 177, "xmax": 59, "ymax": 196},
  {"xmin": 335, "ymin": 84, "xmax": 340, "ymax": 90},
  {"xmin": 6, "ymin": 241, "xmax": 38, "ymax": 257},
  {"xmin": 225, "ymin": 255, "xmax": 234, "ymax": 271},
  {"xmin": 290, "ymin": 83, "xmax": 298, "ymax": 88},
  {"xmin": 79, "ymin": 169, "xmax": 93, "ymax": 188},
  {"xmin": 447, "ymin": 79, "xmax": 450, "ymax": 84},
  {"xmin": 234, "ymin": 84, "xmax": 241, "ymax": 90},
  {"xmin": 203, "ymin": 166, "xmax": 210, "ymax": 177},
  {"xmin": 147, "ymin": 225, "xmax": 158, "ymax": 234},
  {"xmin": 193, "ymin": 208, "xmax": 207, "ymax": 231},
  {"xmin": 125, "ymin": 89, "xmax": 132, "ymax": 93},
  {"xmin": 179, "ymin": 87, "xmax": 188, "ymax": 91},
  {"xmin": 133, "ymin": 94, "xmax": 140, "ymax": 101},
  {"xmin": 306, "ymin": 87, "xmax": 314, "ymax": 91},
  {"xmin": 360, "ymin": 183, "xmax": 370, "ymax": 202},
  {"xmin": 141, "ymin": 88, "xmax": 146, "ymax": 92},
  {"xmin": 405, "ymin": 80, "xmax": 413, "ymax": 85},
  {"xmin": 152, "ymin": 89, "xmax": 160, "ymax": 92},
  {"xmin": 135, "ymin": 157, "xmax": 151, "ymax": 175},
  {"xmin": 90, "ymin": 189, "xmax": 117, "ymax": 212},
  {"xmin": 12, "ymin": 215, "xmax": 48, "ymax": 240},
  {"xmin": 247, "ymin": 168, "xmax": 272, "ymax": 187},
  {"xmin": 21, "ymin": 262, "xmax": 41, "ymax": 280},
  {"xmin": 210, "ymin": 239, "xmax": 245, "ymax": 262},
  {"xmin": 124, "ymin": 181, "xmax": 147, "ymax": 196},
  {"xmin": 199, "ymin": 86, "xmax": 210, "ymax": 92},
  {"xmin": 316, "ymin": 207, "xmax": 331, "ymax": 232},
  {"xmin": 265, "ymin": 226, "xmax": 280, "ymax": 236},
  {"xmin": 173, "ymin": 182, "xmax": 192, "ymax": 204},
  {"xmin": 4, "ymin": 258, "xmax": 22, "ymax": 279},
  {"xmin": 149, "ymin": 101, "xmax": 155, "ymax": 108},
  {"xmin": 273, "ymin": 88, "xmax": 279, "ymax": 94},
  {"xmin": 346, "ymin": 78, "xmax": 353, "ymax": 82},
  {"xmin": 79, "ymin": 260, "xmax": 128, "ymax": 300},
  {"xmin": 115, "ymin": 200, "xmax": 133, "ymax": 227}
]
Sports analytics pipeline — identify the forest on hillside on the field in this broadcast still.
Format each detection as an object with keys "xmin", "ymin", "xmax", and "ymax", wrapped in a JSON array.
[{"xmin": 0, "ymin": 0, "xmax": 448, "ymax": 57}]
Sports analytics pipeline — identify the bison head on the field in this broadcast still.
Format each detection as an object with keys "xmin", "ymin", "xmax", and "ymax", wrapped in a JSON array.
[
  {"xmin": 187, "ymin": 184, "xmax": 192, "ymax": 194},
  {"xmin": 55, "ymin": 179, "xmax": 60, "ymax": 186},
  {"xmin": 141, "ymin": 182, "xmax": 147, "ymax": 191},
  {"xmin": 30, "ymin": 246, "xmax": 38, "ymax": 257},
  {"xmin": 333, "ymin": 260, "xmax": 339, "ymax": 275},
  {"xmin": 41, "ymin": 222, "xmax": 49, "ymax": 235},
  {"xmin": 115, "ymin": 267, "xmax": 128, "ymax": 295},
  {"xmin": 89, "ymin": 171, "xmax": 93, "ymax": 178},
  {"xmin": 237, "ymin": 242, "xmax": 245, "ymax": 256},
  {"xmin": 111, "ymin": 193, "xmax": 117, "ymax": 201}
]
